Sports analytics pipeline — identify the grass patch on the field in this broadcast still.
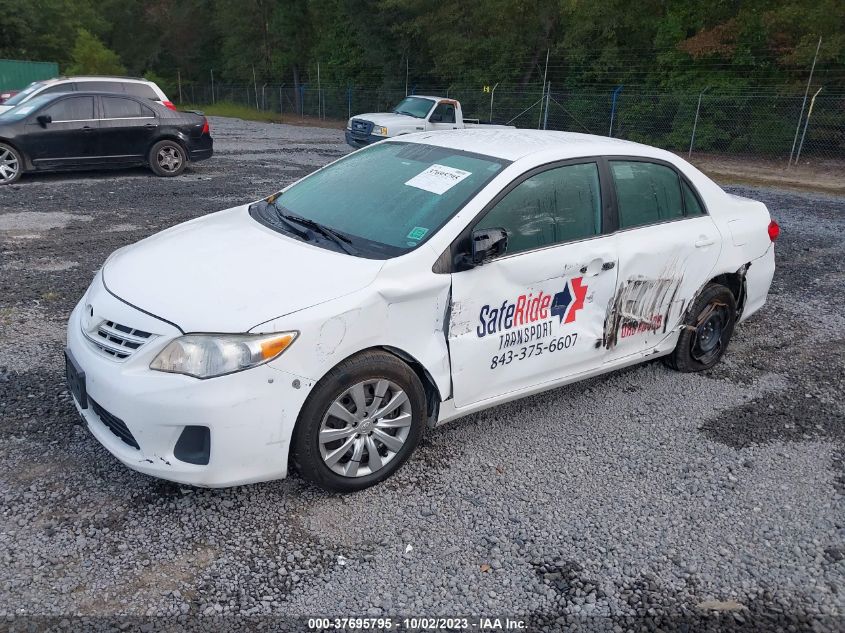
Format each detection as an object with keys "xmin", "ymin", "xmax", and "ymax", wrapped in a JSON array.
[{"xmin": 177, "ymin": 101, "xmax": 345, "ymax": 129}]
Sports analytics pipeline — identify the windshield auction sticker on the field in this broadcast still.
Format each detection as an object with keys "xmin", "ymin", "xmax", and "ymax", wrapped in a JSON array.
[{"xmin": 405, "ymin": 164, "xmax": 471, "ymax": 195}]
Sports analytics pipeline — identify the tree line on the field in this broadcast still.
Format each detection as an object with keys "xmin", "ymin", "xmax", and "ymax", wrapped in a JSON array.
[{"xmin": 2, "ymin": 0, "xmax": 843, "ymax": 99}]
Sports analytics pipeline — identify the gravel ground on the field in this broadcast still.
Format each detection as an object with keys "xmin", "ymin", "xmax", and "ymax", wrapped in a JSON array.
[{"xmin": 0, "ymin": 117, "xmax": 842, "ymax": 631}]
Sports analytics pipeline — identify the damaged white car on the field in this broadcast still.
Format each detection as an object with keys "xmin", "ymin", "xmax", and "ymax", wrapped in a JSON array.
[{"xmin": 65, "ymin": 129, "xmax": 777, "ymax": 491}]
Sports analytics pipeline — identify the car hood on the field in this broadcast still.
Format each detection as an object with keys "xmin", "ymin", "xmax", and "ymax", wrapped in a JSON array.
[
  {"xmin": 102, "ymin": 205, "xmax": 385, "ymax": 332},
  {"xmin": 353, "ymin": 112, "xmax": 427, "ymax": 129}
]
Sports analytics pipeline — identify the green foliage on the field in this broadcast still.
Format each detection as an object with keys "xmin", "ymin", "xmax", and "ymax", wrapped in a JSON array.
[
  {"xmin": 0, "ymin": 0, "xmax": 842, "ymax": 93},
  {"xmin": 67, "ymin": 29, "xmax": 125, "ymax": 76}
]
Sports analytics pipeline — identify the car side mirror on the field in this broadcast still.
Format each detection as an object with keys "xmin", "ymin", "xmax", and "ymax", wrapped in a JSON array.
[
  {"xmin": 430, "ymin": 113, "xmax": 442, "ymax": 122},
  {"xmin": 37, "ymin": 114, "xmax": 52, "ymax": 127},
  {"xmin": 470, "ymin": 227, "xmax": 508, "ymax": 266}
]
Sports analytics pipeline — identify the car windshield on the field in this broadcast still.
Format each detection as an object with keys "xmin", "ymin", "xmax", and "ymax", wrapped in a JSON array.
[
  {"xmin": 251, "ymin": 141, "xmax": 508, "ymax": 259},
  {"xmin": 391, "ymin": 97, "xmax": 435, "ymax": 119},
  {"xmin": 0, "ymin": 94, "xmax": 55, "ymax": 120},
  {"xmin": 3, "ymin": 82, "xmax": 45, "ymax": 106}
]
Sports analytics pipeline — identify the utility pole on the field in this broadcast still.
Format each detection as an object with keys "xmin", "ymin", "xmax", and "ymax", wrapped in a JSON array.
[
  {"xmin": 538, "ymin": 48, "xmax": 549, "ymax": 129},
  {"xmin": 789, "ymin": 36, "xmax": 822, "ymax": 167},
  {"xmin": 252, "ymin": 66, "xmax": 259, "ymax": 110}
]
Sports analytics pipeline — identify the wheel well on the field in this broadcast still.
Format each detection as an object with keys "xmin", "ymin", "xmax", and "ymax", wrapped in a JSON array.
[
  {"xmin": 0, "ymin": 138, "xmax": 27, "ymax": 165},
  {"xmin": 708, "ymin": 269, "xmax": 748, "ymax": 314},
  {"xmin": 380, "ymin": 346, "xmax": 442, "ymax": 422}
]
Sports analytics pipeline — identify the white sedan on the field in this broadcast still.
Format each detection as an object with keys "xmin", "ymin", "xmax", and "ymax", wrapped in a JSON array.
[{"xmin": 65, "ymin": 129, "xmax": 778, "ymax": 491}]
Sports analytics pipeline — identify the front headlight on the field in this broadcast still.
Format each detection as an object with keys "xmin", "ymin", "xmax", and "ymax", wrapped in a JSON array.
[
  {"xmin": 371, "ymin": 125, "xmax": 388, "ymax": 136},
  {"xmin": 346, "ymin": 118, "xmax": 353, "ymax": 130},
  {"xmin": 150, "ymin": 332, "xmax": 297, "ymax": 379}
]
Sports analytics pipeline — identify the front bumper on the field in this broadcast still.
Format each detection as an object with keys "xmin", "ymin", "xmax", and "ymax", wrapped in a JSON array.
[
  {"xmin": 345, "ymin": 130, "xmax": 385, "ymax": 149},
  {"xmin": 65, "ymin": 276, "xmax": 311, "ymax": 487}
]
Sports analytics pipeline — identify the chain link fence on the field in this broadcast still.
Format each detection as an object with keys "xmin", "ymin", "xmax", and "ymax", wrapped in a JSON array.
[{"xmin": 180, "ymin": 80, "xmax": 844, "ymax": 180}]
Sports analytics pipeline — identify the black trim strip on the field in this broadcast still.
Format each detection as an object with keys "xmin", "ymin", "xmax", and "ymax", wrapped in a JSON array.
[{"xmin": 101, "ymin": 271, "xmax": 185, "ymax": 334}]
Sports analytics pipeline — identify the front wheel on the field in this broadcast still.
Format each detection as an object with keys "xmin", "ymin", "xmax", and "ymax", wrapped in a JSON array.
[
  {"xmin": 0, "ymin": 143, "xmax": 23, "ymax": 185},
  {"xmin": 149, "ymin": 140, "xmax": 186, "ymax": 177},
  {"xmin": 666, "ymin": 283, "xmax": 737, "ymax": 372},
  {"xmin": 291, "ymin": 351, "xmax": 426, "ymax": 492}
]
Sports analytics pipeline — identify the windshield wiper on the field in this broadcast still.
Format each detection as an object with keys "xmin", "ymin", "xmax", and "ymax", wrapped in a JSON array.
[
  {"xmin": 278, "ymin": 210, "xmax": 358, "ymax": 255},
  {"xmin": 252, "ymin": 200, "xmax": 310, "ymax": 240},
  {"xmin": 392, "ymin": 109, "xmax": 419, "ymax": 118}
]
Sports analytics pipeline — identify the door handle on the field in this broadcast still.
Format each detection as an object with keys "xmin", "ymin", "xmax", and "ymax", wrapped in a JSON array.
[
  {"xmin": 145, "ymin": 123, "xmax": 158, "ymax": 128},
  {"xmin": 82, "ymin": 126, "xmax": 94, "ymax": 133},
  {"xmin": 694, "ymin": 236, "xmax": 716, "ymax": 248},
  {"xmin": 580, "ymin": 259, "xmax": 616, "ymax": 276}
]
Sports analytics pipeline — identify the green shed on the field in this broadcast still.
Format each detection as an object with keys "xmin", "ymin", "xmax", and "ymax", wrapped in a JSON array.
[{"xmin": 0, "ymin": 59, "xmax": 59, "ymax": 91}]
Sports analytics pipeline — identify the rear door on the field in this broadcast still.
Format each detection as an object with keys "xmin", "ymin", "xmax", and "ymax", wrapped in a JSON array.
[
  {"xmin": 98, "ymin": 96, "xmax": 158, "ymax": 161},
  {"xmin": 603, "ymin": 158, "xmax": 721, "ymax": 360},
  {"xmin": 448, "ymin": 160, "xmax": 618, "ymax": 408},
  {"xmin": 25, "ymin": 96, "xmax": 98, "ymax": 167}
]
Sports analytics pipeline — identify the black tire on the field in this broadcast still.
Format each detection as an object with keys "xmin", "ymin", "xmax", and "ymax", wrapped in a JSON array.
[
  {"xmin": 148, "ymin": 140, "xmax": 187, "ymax": 177},
  {"xmin": 0, "ymin": 142, "xmax": 23, "ymax": 185},
  {"xmin": 291, "ymin": 351, "xmax": 427, "ymax": 492},
  {"xmin": 666, "ymin": 283, "xmax": 737, "ymax": 372}
]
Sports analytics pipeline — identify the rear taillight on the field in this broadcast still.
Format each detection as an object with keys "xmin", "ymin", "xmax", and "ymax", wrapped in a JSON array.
[
  {"xmin": 162, "ymin": 100, "xmax": 177, "ymax": 111},
  {"xmin": 768, "ymin": 220, "xmax": 780, "ymax": 242},
  {"xmin": 201, "ymin": 118, "xmax": 210, "ymax": 135}
]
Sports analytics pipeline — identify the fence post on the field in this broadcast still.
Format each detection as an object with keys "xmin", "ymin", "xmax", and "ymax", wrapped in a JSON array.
[
  {"xmin": 609, "ymin": 85, "xmax": 623, "ymax": 137},
  {"xmin": 279, "ymin": 85, "xmax": 284, "ymax": 116},
  {"xmin": 489, "ymin": 82, "xmax": 499, "ymax": 123},
  {"xmin": 795, "ymin": 87, "xmax": 823, "ymax": 165},
  {"xmin": 347, "ymin": 85, "xmax": 352, "ymax": 119},
  {"xmin": 688, "ymin": 86, "xmax": 710, "ymax": 158},
  {"xmin": 299, "ymin": 85, "xmax": 305, "ymax": 116},
  {"xmin": 789, "ymin": 36, "xmax": 822, "ymax": 167},
  {"xmin": 543, "ymin": 83, "xmax": 551, "ymax": 130},
  {"xmin": 210, "ymin": 69, "xmax": 215, "ymax": 104}
]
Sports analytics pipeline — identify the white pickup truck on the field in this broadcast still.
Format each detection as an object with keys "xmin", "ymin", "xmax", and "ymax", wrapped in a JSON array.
[{"xmin": 345, "ymin": 95, "xmax": 512, "ymax": 148}]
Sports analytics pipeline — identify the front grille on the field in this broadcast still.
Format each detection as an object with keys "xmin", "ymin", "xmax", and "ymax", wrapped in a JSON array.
[
  {"xmin": 83, "ymin": 320, "xmax": 152, "ymax": 360},
  {"xmin": 90, "ymin": 398, "xmax": 140, "ymax": 450},
  {"xmin": 350, "ymin": 119, "xmax": 373, "ymax": 137}
]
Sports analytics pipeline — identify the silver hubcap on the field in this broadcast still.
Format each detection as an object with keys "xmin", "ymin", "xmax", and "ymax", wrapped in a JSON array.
[
  {"xmin": 0, "ymin": 147, "xmax": 19, "ymax": 182},
  {"xmin": 157, "ymin": 146, "xmax": 183, "ymax": 172},
  {"xmin": 319, "ymin": 379, "xmax": 412, "ymax": 478}
]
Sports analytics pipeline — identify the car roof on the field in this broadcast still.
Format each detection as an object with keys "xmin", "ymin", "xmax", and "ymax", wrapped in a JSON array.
[
  {"xmin": 389, "ymin": 128, "xmax": 669, "ymax": 162},
  {"xmin": 41, "ymin": 76, "xmax": 152, "ymax": 85}
]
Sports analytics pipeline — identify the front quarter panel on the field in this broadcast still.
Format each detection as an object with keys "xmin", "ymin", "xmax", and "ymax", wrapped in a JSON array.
[{"xmin": 257, "ymin": 244, "xmax": 452, "ymax": 402}]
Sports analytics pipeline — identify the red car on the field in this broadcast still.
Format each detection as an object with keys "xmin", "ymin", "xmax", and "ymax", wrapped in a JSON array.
[{"xmin": 0, "ymin": 90, "xmax": 19, "ymax": 104}]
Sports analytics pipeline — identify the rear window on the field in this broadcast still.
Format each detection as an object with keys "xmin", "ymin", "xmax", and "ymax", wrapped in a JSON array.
[
  {"xmin": 610, "ymin": 161, "xmax": 684, "ymax": 229},
  {"xmin": 123, "ymin": 83, "xmax": 159, "ymax": 100}
]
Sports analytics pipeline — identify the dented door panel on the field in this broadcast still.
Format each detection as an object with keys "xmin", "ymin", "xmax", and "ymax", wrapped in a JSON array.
[
  {"xmin": 448, "ymin": 239, "xmax": 618, "ymax": 408},
  {"xmin": 604, "ymin": 216, "xmax": 722, "ymax": 359}
]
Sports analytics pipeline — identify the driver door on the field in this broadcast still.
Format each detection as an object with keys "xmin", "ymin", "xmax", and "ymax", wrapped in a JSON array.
[
  {"xmin": 447, "ymin": 160, "xmax": 618, "ymax": 408},
  {"xmin": 426, "ymin": 100, "xmax": 459, "ymax": 131},
  {"xmin": 25, "ymin": 95, "xmax": 99, "ymax": 167}
]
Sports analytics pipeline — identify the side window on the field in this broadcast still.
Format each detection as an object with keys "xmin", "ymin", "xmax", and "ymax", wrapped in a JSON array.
[
  {"xmin": 475, "ymin": 162, "xmax": 602, "ymax": 256},
  {"xmin": 682, "ymin": 180, "xmax": 705, "ymax": 215},
  {"xmin": 102, "ymin": 97, "xmax": 153, "ymax": 119},
  {"xmin": 431, "ymin": 102, "xmax": 456, "ymax": 124},
  {"xmin": 123, "ymin": 83, "xmax": 159, "ymax": 100},
  {"xmin": 42, "ymin": 84, "xmax": 74, "ymax": 95},
  {"xmin": 610, "ymin": 161, "xmax": 684, "ymax": 229},
  {"xmin": 76, "ymin": 81, "xmax": 124, "ymax": 93},
  {"xmin": 42, "ymin": 97, "xmax": 95, "ymax": 121}
]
